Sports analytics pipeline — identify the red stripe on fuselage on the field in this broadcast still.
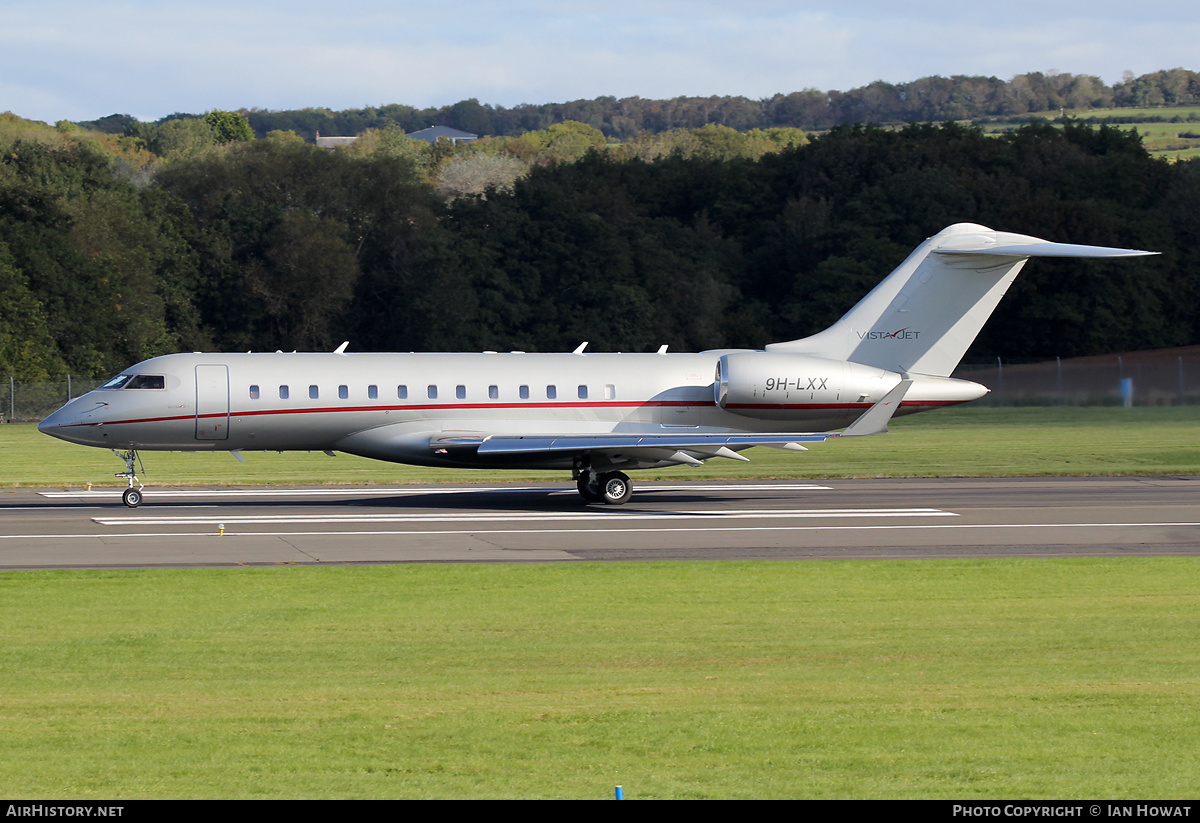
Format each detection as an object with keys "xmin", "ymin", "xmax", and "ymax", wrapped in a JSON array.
[{"xmin": 59, "ymin": 397, "xmax": 967, "ymax": 429}]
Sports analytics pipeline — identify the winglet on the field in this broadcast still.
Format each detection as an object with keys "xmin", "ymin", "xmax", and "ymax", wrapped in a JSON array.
[
  {"xmin": 334, "ymin": 341, "xmax": 349, "ymax": 355},
  {"xmin": 840, "ymin": 379, "xmax": 912, "ymax": 437}
]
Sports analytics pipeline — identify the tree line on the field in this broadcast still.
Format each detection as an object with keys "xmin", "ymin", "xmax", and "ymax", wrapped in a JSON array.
[
  {"xmin": 1, "ymin": 111, "xmax": 1196, "ymax": 382},
  {"xmin": 76, "ymin": 68, "xmax": 1200, "ymax": 141}
]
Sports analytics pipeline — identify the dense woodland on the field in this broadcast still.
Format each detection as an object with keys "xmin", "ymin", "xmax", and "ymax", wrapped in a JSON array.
[{"xmin": 1, "ymin": 104, "xmax": 1198, "ymax": 381}]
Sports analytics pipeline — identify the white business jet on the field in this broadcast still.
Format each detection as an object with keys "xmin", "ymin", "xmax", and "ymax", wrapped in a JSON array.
[{"xmin": 39, "ymin": 224, "xmax": 1155, "ymax": 507}]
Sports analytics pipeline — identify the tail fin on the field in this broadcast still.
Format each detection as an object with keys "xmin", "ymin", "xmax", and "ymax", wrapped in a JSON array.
[{"xmin": 766, "ymin": 223, "xmax": 1156, "ymax": 377}]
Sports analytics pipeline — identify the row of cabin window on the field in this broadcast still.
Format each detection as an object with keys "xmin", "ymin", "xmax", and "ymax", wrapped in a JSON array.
[{"xmin": 247, "ymin": 384, "xmax": 617, "ymax": 401}]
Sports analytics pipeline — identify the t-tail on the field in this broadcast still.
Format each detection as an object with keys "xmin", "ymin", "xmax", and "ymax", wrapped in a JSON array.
[{"xmin": 766, "ymin": 223, "xmax": 1157, "ymax": 377}]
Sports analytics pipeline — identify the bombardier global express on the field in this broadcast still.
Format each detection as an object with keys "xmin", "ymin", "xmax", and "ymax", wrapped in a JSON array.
[{"xmin": 39, "ymin": 224, "xmax": 1156, "ymax": 507}]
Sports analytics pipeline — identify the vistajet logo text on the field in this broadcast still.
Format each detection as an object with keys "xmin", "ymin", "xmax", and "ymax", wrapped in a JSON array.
[{"xmin": 856, "ymin": 327, "xmax": 921, "ymax": 340}]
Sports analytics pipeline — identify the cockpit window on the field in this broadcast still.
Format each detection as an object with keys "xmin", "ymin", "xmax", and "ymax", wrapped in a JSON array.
[
  {"xmin": 125, "ymin": 375, "xmax": 166, "ymax": 390},
  {"xmin": 100, "ymin": 374, "xmax": 165, "ymax": 390}
]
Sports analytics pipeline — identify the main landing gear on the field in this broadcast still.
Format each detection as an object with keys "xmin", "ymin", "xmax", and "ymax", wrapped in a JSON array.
[
  {"xmin": 113, "ymin": 449, "xmax": 145, "ymax": 508},
  {"xmin": 575, "ymin": 470, "xmax": 632, "ymax": 505}
]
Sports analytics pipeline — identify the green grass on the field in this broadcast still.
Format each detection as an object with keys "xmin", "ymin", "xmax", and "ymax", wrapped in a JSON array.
[
  {"xmin": 8, "ymin": 406, "xmax": 1200, "ymax": 488},
  {"xmin": 1, "ymin": 560, "xmax": 1198, "ymax": 798},
  {"xmin": 7, "ymin": 408, "xmax": 1200, "ymax": 797}
]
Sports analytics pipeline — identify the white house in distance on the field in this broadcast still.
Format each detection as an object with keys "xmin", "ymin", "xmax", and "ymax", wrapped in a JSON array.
[
  {"xmin": 404, "ymin": 126, "xmax": 478, "ymax": 145},
  {"xmin": 313, "ymin": 134, "xmax": 359, "ymax": 149}
]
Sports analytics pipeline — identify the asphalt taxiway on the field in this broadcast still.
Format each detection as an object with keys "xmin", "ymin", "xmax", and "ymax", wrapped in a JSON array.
[{"xmin": 1, "ymin": 477, "xmax": 1198, "ymax": 569}]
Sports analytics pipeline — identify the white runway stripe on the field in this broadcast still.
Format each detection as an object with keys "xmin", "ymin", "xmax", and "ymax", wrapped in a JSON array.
[{"xmin": 91, "ymin": 508, "xmax": 951, "ymax": 526}]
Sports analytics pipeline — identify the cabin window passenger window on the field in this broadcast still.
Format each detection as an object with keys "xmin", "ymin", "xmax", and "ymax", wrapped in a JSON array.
[
  {"xmin": 488, "ymin": 385, "xmax": 498, "ymax": 400},
  {"xmin": 368, "ymin": 385, "xmax": 378, "ymax": 400},
  {"xmin": 546, "ymin": 385, "xmax": 557, "ymax": 399},
  {"xmin": 279, "ymin": 385, "xmax": 289, "ymax": 400},
  {"xmin": 398, "ymin": 385, "xmax": 407, "ymax": 399},
  {"xmin": 338, "ymin": 385, "xmax": 348, "ymax": 400},
  {"xmin": 456, "ymin": 385, "xmax": 466, "ymax": 400},
  {"xmin": 309, "ymin": 385, "xmax": 319, "ymax": 399},
  {"xmin": 519, "ymin": 385, "xmax": 529, "ymax": 400},
  {"xmin": 605, "ymin": 384, "xmax": 615, "ymax": 400},
  {"xmin": 577, "ymin": 385, "xmax": 587, "ymax": 399},
  {"xmin": 249, "ymin": 385, "xmax": 260, "ymax": 400},
  {"xmin": 427, "ymin": 385, "xmax": 437, "ymax": 399}
]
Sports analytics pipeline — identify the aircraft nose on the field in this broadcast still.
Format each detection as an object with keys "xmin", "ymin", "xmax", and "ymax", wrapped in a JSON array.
[
  {"xmin": 38, "ymin": 405, "xmax": 73, "ymax": 439},
  {"xmin": 38, "ymin": 400, "xmax": 104, "ymax": 446}
]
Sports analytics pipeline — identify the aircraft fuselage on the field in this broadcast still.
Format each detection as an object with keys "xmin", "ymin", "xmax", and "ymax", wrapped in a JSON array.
[
  {"xmin": 39, "ymin": 224, "xmax": 1155, "ymax": 506},
  {"xmin": 39, "ymin": 350, "xmax": 979, "ymax": 471}
]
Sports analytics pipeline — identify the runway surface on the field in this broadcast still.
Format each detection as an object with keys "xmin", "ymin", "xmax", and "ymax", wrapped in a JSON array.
[{"xmin": 2, "ymin": 476, "xmax": 1199, "ymax": 569}]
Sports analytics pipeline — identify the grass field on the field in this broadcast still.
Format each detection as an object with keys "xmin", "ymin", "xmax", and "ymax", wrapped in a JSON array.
[
  {"xmin": 5, "ymin": 406, "xmax": 1199, "ymax": 798},
  {"xmin": 974, "ymin": 106, "xmax": 1200, "ymax": 160},
  {"xmin": 2, "ymin": 560, "xmax": 1199, "ymax": 799},
  {"xmin": 7, "ymin": 406, "xmax": 1200, "ymax": 488}
]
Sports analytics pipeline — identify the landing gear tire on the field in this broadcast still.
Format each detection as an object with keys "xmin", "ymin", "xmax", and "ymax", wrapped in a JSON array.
[
  {"xmin": 577, "ymin": 474, "xmax": 604, "ymax": 503},
  {"xmin": 113, "ymin": 449, "xmax": 145, "ymax": 508},
  {"xmin": 600, "ymin": 472, "xmax": 632, "ymax": 505}
]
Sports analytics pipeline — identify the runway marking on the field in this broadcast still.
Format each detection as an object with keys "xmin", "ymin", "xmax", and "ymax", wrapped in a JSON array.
[
  {"xmin": 4, "ymin": 505, "xmax": 219, "ymax": 511},
  {"xmin": 39, "ymin": 483, "xmax": 832, "ymax": 500},
  {"xmin": 41, "ymin": 487, "xmax": 551, "ymax": 499},
  {"xmin": 4, "ymin": 521, "xmax": 1199, "ymax": 542},
  {"xmin": 3, "ymin": 506, "xmax": 105, "ymax": 511},
  {"xmin": 91, "ymin": 508, "xmax": 951, "ymax": 526}
]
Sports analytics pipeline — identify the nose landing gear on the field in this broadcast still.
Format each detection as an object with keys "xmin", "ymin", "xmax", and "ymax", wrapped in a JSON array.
[{"xmin": 113, "ymin": 449, "xmax": 145, "ymax": 507}]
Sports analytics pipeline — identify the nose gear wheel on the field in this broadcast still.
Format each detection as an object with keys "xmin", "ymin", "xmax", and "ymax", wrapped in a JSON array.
[{"xmin": 113, "ymin": 449, "xmax": 145, "ymax": 507}]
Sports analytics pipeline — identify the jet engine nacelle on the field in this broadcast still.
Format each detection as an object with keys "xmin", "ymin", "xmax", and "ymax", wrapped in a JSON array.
[{"xmin": 715, "ymin": 352, "xmax": 901, "ymax": 419}]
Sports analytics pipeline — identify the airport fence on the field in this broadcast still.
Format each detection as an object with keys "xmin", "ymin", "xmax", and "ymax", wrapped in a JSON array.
[
  {"xmin": 2, "ymin": 377, "xmax": 107, "ymax": 423},
  {"xmin": 953, "ymin": 349, "xmax": 1200, "ymax": 406},
  {"xmin": 4, "ymin": 349, "xmax": 1200, "ymax": 422}
]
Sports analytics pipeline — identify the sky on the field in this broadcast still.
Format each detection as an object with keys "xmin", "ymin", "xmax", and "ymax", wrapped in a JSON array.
[{"xmin": 2, "ymin": 1, "xmax": 1198, "ymax": 124}]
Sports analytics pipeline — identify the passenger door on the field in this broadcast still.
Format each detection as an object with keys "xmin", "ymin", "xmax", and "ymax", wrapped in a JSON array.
[{"xmin": 195, "ymin": 364, "xmax": 230, "ymax": 440}]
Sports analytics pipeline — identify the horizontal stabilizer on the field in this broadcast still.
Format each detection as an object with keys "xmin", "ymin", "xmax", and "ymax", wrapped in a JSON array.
[{"xmin": 935, "ymin": 243, "xmax": 1157, "ymax": 258}]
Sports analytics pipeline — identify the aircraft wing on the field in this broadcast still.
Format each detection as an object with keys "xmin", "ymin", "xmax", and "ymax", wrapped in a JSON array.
[
  {"xmin": 425, "ymin": 432, "xmax": 832, "ymax": 469},
  {"xmin": 462, "ymin": 432, "xmax": 834, "ymax": 455},
  {"xmin": 431, "ymin": 432, "xmax": 834, "ymax": 469}
]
